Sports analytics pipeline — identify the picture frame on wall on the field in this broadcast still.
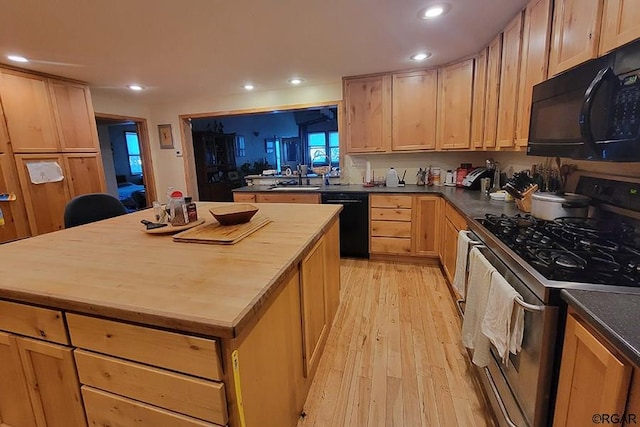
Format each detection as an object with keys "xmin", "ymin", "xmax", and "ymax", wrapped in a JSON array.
[{"xmin": 158, "ymin": 124, "xmax": 174, "ymax": 149}]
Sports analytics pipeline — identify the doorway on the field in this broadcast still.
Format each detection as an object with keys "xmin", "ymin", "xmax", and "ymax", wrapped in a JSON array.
[{"xmin": 94, "ymin": 113, "xmax": 157, "ymax": 210}]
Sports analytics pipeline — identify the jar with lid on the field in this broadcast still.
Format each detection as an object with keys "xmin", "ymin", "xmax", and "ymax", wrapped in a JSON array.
[
  {"xmin": 168, "ymin": 191, "xmax": 188, "ymax": 226},
  {"xmin": 432, "ymin": 167, "xmax": 442, "ymax": 186}
]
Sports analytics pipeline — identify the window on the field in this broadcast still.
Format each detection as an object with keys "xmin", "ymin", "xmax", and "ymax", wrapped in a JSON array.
[
  {"xmin": 235, "ymin": 135, "xmax": 246, "ymax": 157},
  {"xmin": 125, "ymin": 131, "xmax": 142, "ymax": 175},
  {"xmin": 308, "ymin": 131, "xmax": 339, "ymax": 166}
]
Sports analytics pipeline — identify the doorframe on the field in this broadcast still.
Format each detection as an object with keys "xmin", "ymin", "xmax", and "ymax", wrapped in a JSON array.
[
  {"xmin": 94, "ymin": 113, "xmax": 157, "ymax": 205},
  {"xmin": 178, "ymin": 100, "xmax": 342, "ymax": 201}
]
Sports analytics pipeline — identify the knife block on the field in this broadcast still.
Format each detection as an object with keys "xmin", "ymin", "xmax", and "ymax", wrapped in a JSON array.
[{"xmin": 515, "ymin": 184, "xmax": 538, "ymax": 213}]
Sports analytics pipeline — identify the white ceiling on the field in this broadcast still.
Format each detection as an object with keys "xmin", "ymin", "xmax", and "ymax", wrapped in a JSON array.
[{"xmin": 0, "ymin": 0, "xmax": 529, "ymax": 105}]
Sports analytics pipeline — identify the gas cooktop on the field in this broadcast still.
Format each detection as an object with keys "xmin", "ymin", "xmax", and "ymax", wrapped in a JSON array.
[{"xmin": 481, "ymin": 214, "xmax": 640, "ymax": 287}]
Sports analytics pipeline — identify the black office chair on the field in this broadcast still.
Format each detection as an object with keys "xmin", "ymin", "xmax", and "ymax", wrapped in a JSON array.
[{"xmin": 64, "ymin": 193, "xmax": 127, "ymax": 228}]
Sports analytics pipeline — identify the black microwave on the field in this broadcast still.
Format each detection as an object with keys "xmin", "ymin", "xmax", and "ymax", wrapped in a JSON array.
[{"xmin": 528, "ymin": 46, "xmax": 640, "ymax": 161}]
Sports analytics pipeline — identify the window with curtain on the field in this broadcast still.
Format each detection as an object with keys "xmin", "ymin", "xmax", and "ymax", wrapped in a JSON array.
[{"xmin": 125, "ymin": 131, "xmax": 143, "ymax": 175}]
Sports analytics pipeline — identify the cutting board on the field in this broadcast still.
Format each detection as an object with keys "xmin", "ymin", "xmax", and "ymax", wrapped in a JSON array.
[{"xmin": 173, "ymin": 216, "xmax": 272, "ymax": 244}]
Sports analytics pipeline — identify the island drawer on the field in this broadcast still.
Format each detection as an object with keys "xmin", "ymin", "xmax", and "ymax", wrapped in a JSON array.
[
  {"xmin": 82, "ymin": 386, "xmax": 223, "ymax": 427},
  {"xmin": 75, "ymin": 350, "xmax": 228, "ymax": 425},
  {"xmin": 0, "ymin": 300, "xmax": 68, "ymax": 344},
  {"xmin": 66, "ymin": 314, "xmax": 222, "ymax": 380},
  {"xmin": 370, "ymin": 194, "xmax": 412, "ymax": 209}
]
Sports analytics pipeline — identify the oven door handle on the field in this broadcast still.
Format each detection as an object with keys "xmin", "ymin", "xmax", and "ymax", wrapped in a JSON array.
[
  {"xmin": 483, "ymin": 366, "xmax": 520, "ymax": 427},
  {"xmin": 515, "ymin": 296, "xmax": 544, "ymax": 312}
]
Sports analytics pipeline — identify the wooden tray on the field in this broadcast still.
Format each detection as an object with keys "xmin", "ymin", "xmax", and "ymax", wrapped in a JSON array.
[
  {"xmin": 173, "ymin": 216, "xmax": 272, "ymax": 244},
  {"xmin": 143, "ymin": 218, "xmax": 205, "ymax": 234}
]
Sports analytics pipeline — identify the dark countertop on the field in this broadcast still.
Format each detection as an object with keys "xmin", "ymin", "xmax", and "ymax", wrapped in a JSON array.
[
  {"xmin": 561, "ymin": 290, "xmax": 640, "ymax": 366},
  {"xmin": 234, "ymin": 184, "xmax": 521, "ymax": 219}
]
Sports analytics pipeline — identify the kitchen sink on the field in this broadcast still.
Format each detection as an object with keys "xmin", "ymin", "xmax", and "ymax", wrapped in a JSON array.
[{"xmin": 269, "ymin": 186, "xmax": 320, "ymax": 191}]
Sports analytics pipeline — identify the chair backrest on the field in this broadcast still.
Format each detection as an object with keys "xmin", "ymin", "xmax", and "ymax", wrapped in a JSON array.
[{"xmin": 64, "ymin": 193, "xmax": 127, "ymax": 228}]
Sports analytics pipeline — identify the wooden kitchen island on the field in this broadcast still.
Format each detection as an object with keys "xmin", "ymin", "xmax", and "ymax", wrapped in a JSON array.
[{"xmin": 0, "ymin": 202, "xmax": 341, "ymax": 427}]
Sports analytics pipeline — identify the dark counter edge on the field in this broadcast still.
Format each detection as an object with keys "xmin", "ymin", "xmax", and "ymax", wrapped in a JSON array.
[{"xmin": 561, "ymin": 289, "xmax": 640, "ymax": 366}]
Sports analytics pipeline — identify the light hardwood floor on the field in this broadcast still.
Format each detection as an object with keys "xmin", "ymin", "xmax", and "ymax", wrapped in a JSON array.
[{"xmin": 298, "ymin": 259, "xmax": 496, "ymax": 427}]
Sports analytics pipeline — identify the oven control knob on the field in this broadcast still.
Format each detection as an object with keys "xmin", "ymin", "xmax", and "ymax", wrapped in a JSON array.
[{"xmin": 593, "ymin": 184, "xmax": 604, "ymax": 195}]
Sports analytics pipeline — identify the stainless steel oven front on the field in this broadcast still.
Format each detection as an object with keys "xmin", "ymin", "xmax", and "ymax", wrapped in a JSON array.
[{"xmin": 461, "ymin": 238, "xmax": 559, "ymax": 427}]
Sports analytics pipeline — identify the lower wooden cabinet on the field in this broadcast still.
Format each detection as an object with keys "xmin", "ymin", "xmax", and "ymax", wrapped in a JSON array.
[
  {"xmin": 233, "ymin": 192, "xmax": 320, "ymax": 204},
  {"xmin": 0, "ymin": 332, "xmax": 37, "ymax": 427},
  {"xmin": 553, "ymin": 311, "xmax": 633, "ymax": 427},
  {"xmin": 232, "ymin": 192, "xmax": 257, "ymax": 203},
  {"xmin": 414, "ymin": 196, "xmax": 441, "ymax": 256},
  {"xmin": 440, "ymin": 201, "xmax": 468, "ymax": 283}
]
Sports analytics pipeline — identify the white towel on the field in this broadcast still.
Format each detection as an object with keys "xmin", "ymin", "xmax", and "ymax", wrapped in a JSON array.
[
  {"xmin": 452, "ymin": 230, "xmax": 473, "ymax": 298},
  {"xmin": 480, "ymin": 271, "xmax": 525, "ymax": 365},
  {"xmin": 461, "ymin": 247, "xmax": 496, "ymax": 367}
]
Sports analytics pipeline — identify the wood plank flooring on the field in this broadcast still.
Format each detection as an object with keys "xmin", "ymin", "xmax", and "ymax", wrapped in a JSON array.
[{"xmin": 298, "ymin": 259, "xmax": 496, "ymax": 427}]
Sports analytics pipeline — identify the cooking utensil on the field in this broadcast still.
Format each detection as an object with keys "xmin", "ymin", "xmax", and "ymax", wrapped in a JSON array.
[{"xmin": 531, "ymin": 192, "xmax": 591, "ymax": 221}]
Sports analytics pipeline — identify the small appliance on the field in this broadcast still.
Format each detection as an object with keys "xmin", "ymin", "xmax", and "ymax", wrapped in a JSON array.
[{"xmin": 461, "ymin": 167, "xmax": 495, "ymax": 190}]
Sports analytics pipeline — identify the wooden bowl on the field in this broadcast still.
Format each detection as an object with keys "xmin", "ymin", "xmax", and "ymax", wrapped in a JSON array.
[{"xmin": 209, "ymin": 204, "xmax": 259, "ymax": 226}]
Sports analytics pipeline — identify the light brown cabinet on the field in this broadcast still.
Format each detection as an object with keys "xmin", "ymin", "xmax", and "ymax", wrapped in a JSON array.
[
  {"xmin": 599, "ymin": 0, "xmax": 640, "ymax": 54},
  {"xmin": 440, "ymin": 202, "xmax": 468, "ymax": 284},
  {"xmin": 370, "ymin": 194, "xmax": 413, "ymax": 255},
  {"xmin": 49, "ymin": 80, "xmax": 100, "ymax": 152},
  {"xmin": 554, "ymin": 311, "xmax": 633, "ymax": 427},
  {"xmin": 0, "ymin": 99, "xmax": 9, "ymax": 153},
  {"xmin": 437, "ymin": 59, "xmax": 474, "ymax": 150},
  {"xmin": 255, "ymin": 193, "xmax": 320, "ymax": 204},
  {"xmin": 0, "ymin": 69, "xmax": 59, "ymax": 153},
  {"xmin": 484, "ymin": 35, "xmax": 503, "ymax": 149},
  {"xmin": 496, "ymin": 12, "xmax": 524, "ymax": 149},
  {"xmin": 515, "ymin": 0, "xmax": 553, "ymax": 148},
  {"xmin": 232, "ymin": 192, "xmax": 257, "ymax": 203},
  {"xmin": 0, "ymin": 153, "xmax": 30, "ymax": 242},
  {"xmin": 471, "ymin": 49, "xmax": 488, "ymax": 150},
  {"xmin": 391, "ymin": 70, "xmax": 437, "ymax": 151},
  {"xmin": 343, "ymin": 75, "xmax": 391, "ymax": 153},
  {"xmin": 413, "ymin": 196, "xmax": 441, "ymax": 257},
  {"xmin": 63, "ymin": 152, "xmax": 107, "ymax": 198},
  {"xmin": 0, "ymin": 301, "xmax": 85, "ymax": 427},
  {"xmin": 549, "ymin": 0, "xmax": 604, "ymax": 76}
]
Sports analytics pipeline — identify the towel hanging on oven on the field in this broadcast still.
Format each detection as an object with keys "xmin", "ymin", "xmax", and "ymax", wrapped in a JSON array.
[
  {"xmin": 480, "ymin": 271, "xmax": 525, "ymax": 365},
  {"xmin": 452, "ymin": 230, "xmax": 473, "ymax": 298}
]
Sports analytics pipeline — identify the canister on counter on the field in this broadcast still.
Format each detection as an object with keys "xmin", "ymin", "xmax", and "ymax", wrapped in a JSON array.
[
  {"xmin": 432, "ymin": 167, "xmax": 442, "ymax": 186},
  {"xmin": 480, "ymin": 177, "xmax": 491, "ymax": 194}
]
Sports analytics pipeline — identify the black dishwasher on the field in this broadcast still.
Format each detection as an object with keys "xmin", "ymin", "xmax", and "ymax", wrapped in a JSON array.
[{"xmin": 321, "ymin": 192, "xmax": 369, "ymax": 258}]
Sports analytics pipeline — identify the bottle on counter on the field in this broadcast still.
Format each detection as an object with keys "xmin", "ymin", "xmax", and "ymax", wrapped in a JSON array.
[
  {"xmin": 386, "ymin": 167, "xmax": 399, "ymax": 187},
  {"xmin": 427, "ymin": 165, "xmax": 434, "ymax": 187},
  {"xmin": 185, "ymin": 197, "xmax": 198, "ymax": 223},
  {"xmin": 168, "ymin": 191, "xmax": 188, "ymax": 226},
  {"xmin": 432, "ymin": 167, "xmax": 442, "ymax": 186}
]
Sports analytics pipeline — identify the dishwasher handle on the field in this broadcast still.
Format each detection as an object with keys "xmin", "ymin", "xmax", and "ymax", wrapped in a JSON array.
[{"xmin": 322, "ymin": 199, "xmax": 365, "ymax": 204}]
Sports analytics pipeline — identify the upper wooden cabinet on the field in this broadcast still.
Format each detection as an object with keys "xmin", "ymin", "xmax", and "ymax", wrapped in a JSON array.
[
  {"xmin": 515, "ymin": 0, "xmax": 553, "ymax": 148},
  {"xmin": 554, "ymin": 311, "xmax": 633, "ymax": 426},
  {"xmin": 437, "ymin": 59, "xmax": 474, "ymax": 150},
  {"xmin": 49, "ymin": 80, "xmax": 100, "ymax": 152},
  {"xmin": 471, "ymin": 49, "xmax": 488, "ymax": 150},
  {"xmin": 391, "ymin": 70, "xmax": 437, "ymax": 151},
  {"xmin": 549, "ymin": 0, "xmax": 604, "ymax": 76},
  {"xmin": 0, "ymin": 69, "xmax": 59, "ymax": 153},
  {"xmin": 484, "ymin": 35, "xmax": 503, "ymax": 149},
  {"xmin": 496, "ymin": 12, "xmax": 524, "ymax": 149},
  {"xmin": 599, "ymin": 0, "xmax": 640, "ymax": 54},
  {"xmin": 343, "ymin": 75, "xmax": 391, "ymax": 153}
]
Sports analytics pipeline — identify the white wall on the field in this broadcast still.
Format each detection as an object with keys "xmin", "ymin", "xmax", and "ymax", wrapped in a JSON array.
[{"xmin": 92, "ymin": 83, "xmax": 341, "ymax": 198}]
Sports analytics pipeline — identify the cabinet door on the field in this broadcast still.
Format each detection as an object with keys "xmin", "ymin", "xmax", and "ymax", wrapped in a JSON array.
[
  {"xmin": 553, "ymin": 313, "xmax": 632, "ymax": 427},
  {"xmin": 63, "ymin": 153, "xmax": 106, "ymax": 198},
  {"xmin": 300, "ymin": 237, "xmax": 328, "ymax": 378},
  {"xmin": 471, "ymin": 49, "xmax": 488, "ymax": 150},
  {"xmin": 15, "ymin": 154, "xmax": 71, "ymax": 235},
  {"xmin": 0, "ymin": 333, "xmax": 37, "ymax": 427},
  {"xmin": 0, "ymin": 69, "xmax": 59, "ymax": 153},
  {"xmin": 496, "ymin": 12, "xmax": 524, "ymax": 149},
  {"xmin": 0, "ymin": 153, "xmax": 31, "ymax": 242},
  {"xmin": 343, "ymin": 75, "xmax": 391, "ymax": 153},
  {"xmin": 323, "ymin": 220, "xmax": 340, "ymax": 326},
  {"xmin": 442, "ymin": 217, "xmax": 459, "ymax": 283},
  {"xmin": 0, "ymin": 96, "xmax": 9, "ymax": 153},
  {"xmin": 49, "ymin": 80, "xmax": 100, "ymax": 152},
  {"xmin": 255, "ymin": 193, "xmax": 320, "ymax": 204},
  {"xmin": 17, "ymin": 337, "xmax": 87, "ymax": 427},
  {"xmin": 549, "ymin": 0, "xmax": 604, "ymax": 76},
  {"xmin": 391, "ymin": 70, "xmax": 437, "ymax": 151},
  {"xmin": 437, "ymin": 59, "xmax": 474, "ymax": 150},
  {"xmin": 599, "ymin": 0, "xmax": 640, "ymax": 54},
  {"xmin": 516, "ymin": 0, "xmax": 552, "ymax": 148},
  {"xmin": 484, "ymin": 35, "xmax": 503, "ymax": 149},
  {"xmin": 233, "ymin": 193, "xmax": 257, "ymax": 202},
  {"xmin": 413, "ymin": 196, "xmax": 441, "ymax": 257}
]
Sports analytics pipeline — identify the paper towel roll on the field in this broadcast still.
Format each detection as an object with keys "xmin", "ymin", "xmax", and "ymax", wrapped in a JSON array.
[{"xmin": 365, "ymin": 161, "xmax": 371, "ymax": 183}]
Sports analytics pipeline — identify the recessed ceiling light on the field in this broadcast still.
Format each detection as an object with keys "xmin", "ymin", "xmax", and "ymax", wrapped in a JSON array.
[
  {"xmin": 410, "ymin": 52, "xmax": 432, "ymax": 61},
  {"xmin": 289, "ymin": 78, "xmax": 304, "ymax": 85},
  {"xmin": 243, "ymin": 83, "xmax": 255, "ymax": 90},
  {"xmin": 7, "ymin": 55, "xmax": 28, "ymax": 63},
  {"xmin": 127, "ymin": 84, "xmax": 144, "ymax": 91},
  {"xmin": 418, "ymin": 3, "xmax": 451, "ymax": 19}
]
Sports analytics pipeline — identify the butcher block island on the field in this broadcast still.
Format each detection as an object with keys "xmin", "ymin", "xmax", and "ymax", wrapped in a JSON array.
[{"xmin": 0, "ymin": 202, "xmax": 342, "ymax": 427}]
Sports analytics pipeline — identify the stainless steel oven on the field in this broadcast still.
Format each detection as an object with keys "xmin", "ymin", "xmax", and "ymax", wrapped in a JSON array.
[{"xmin": 458, "ymin": 234, "xmax": 559, "ymax": 427}]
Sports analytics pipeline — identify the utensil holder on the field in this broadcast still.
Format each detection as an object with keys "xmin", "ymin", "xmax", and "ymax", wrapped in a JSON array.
[{"xmin": 515, "ymin": 184, "xmax": 538, "ymax": 213}]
